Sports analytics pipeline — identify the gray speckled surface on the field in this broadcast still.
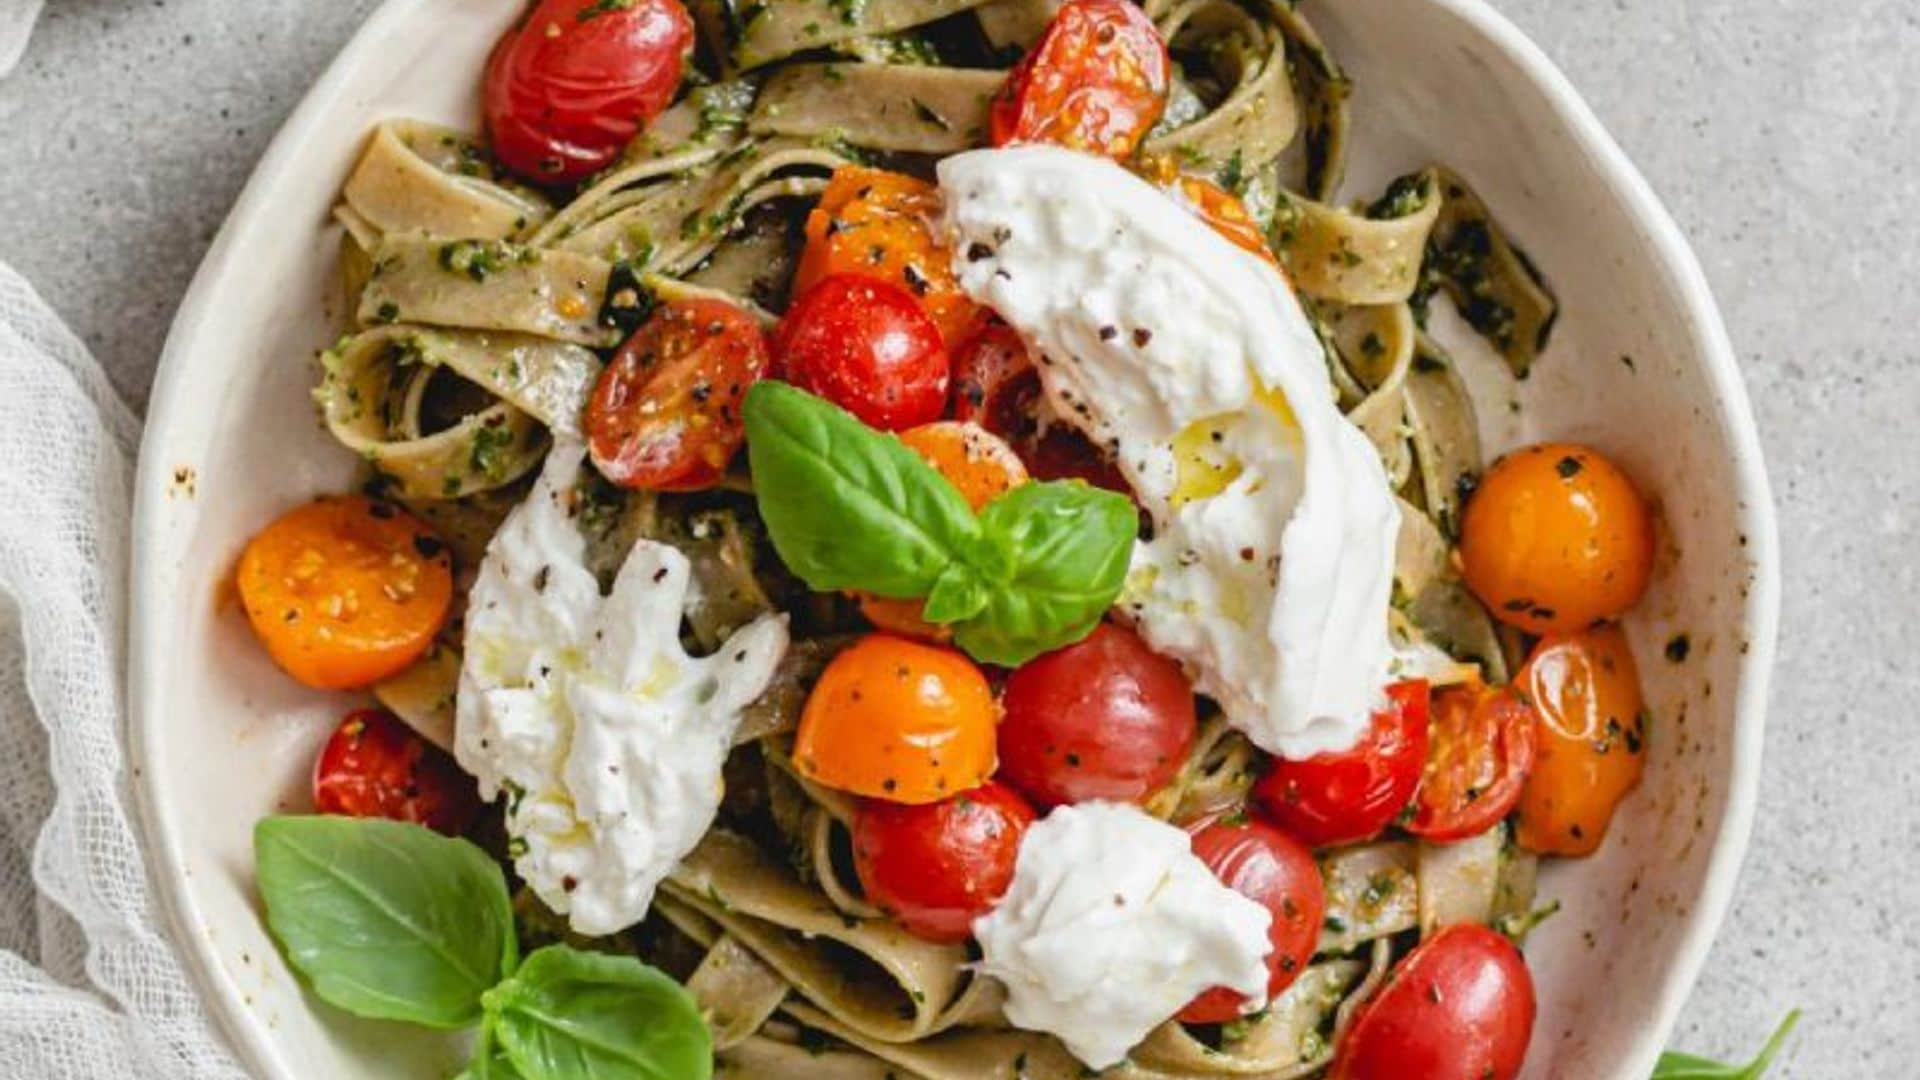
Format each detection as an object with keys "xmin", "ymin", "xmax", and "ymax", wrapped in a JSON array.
[{"xmin": 2, "ymin": 0, "xmax": 1915, "ymax": 1075}]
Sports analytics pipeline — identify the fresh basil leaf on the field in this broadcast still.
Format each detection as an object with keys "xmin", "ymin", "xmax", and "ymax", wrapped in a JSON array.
[
  {"xmin": 1651, "ymin": 1011, "xmax": 1800, "ymax": 1079},
  {"xmin": 485, "ymin": 945, "xmax": 712, "ymax": 1080},
  {"xmin": 953, "ymin": 481, "xmax": 1137, "ymax": 666},
  {"xmin": 924, "ymin": 564, "xmax": 990, "ymax": 624},
  {"xmin": 254, "ymin": 816, "xmax": 517, "ymax": 1029},
  {"xmin": 744, "ymin": 381, "xmax": 980, "ymax": 598}
]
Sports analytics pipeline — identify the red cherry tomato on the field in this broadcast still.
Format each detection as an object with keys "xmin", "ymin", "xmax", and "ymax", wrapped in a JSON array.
[
  {"xmin": 776, "ymin": 274, "xmax": 949, "ymax": 432},
  {"xmin": 313, "ymin": 709, "xmax": 480, "ymax": 836},
  {"xmin": 1405, "ymin": 683, "xmax": 1538, "ymax": 843},
  {"xmin": 586, "ymin": 298, "xmax": 772, "ymax": 491},
  {"xmin": 1178, "ymin": 814, "xmax": 1326, "ymax": 1024},
  {"xmin": 1253, "ymin": 681, "xmax": 1430, "ymax": 848},
  {"xmin": 483, "ymin": 0, "xmax": 694, "ymax": 185},
  {"xmin": 998, "ymin": 623, "xmax": 1196, "ymax": 807},
  {"xmin": 990, "ymin": 0, "xmax": 1171, "ymax": 160},
  {"xmin": 950, "ymin": 322, "xmax": 1131, "ymax": 495},
  {"xmin": 852, "ymin": 781, "xmax": 1037, "ymax": 944},
  {"xmin": 1331, "ymin": 924, "xmax": 1536, "ymax": 1080}
]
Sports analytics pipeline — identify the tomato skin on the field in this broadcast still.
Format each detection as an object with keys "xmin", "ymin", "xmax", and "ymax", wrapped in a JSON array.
[
  {"xmin": 587, "ymin": 298, "xmax": 772, "ymax": 491},
  {"xmin": 483, "ymin": 0, "xmax": 693, "ymax": 185},
  {"xmin": 852, "ymin": 781, "xmax": 1037, "ymax": 944},
  {"xmin": 950, "ymin": 322, "xmax": 1131, "ymax": 495},
  {"xmin": 313, "ymin": 709, "xmax": 480, "ymax": 836},
  {"xmin": 1460, "ymin": 442, "xmax": 1655, "ymax": 635},
  {"xmin": 1406, "ymin": 683, "xmax": 1538, "ymax": 843},
  {"xmin": 990, "ymin": 0, "xmax": 1171, "ymax": 159},
  {"xmin": 998, "ymin": 623, "xmax": 1196, "ymax": 807},
  {"xmin": 1253, "ymin": 681, "xmax": 1430, "ymax": 848},
  {"xmin": 1331, "ymin": 924, "xmax": 1536, "ymax": 1080},
  {"xmin": 776, "ymin": 275, "xmax": 950, "ymax": 432},
  {"xmin": 1514, "ymin": 625, "xmax": 1647, "ymax": 856},
  {"xmin": 1177, "ymin": 814, "xmax": 1326, "ymax": 1024},
  {"xmin": 1172, "ymin": 176, "xmax": 1278, "ymax": 266}
]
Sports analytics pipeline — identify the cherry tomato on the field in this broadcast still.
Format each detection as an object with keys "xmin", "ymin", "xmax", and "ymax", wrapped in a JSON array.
[
  {"xmin": 859, "ymin": 423, "xmax": 1030, "ymax": 640},
  {"xmin": 1460, "ymin": 442, "xmax": 1655, "ymax": 635},
  {"xmin": 1514, "ymin": 625, "xmax": 1647, "ymax": 856},
  {"xmin": 1406, "ymin": 683, "xmax": 1538, "ymax": 843},
  {"xmin": 1171, "ymin": 176, "xmax": 1278, "ymax": 266},
  {"xmin": 998, "ymin": 622, "xmax": 1195, "ymax": 807},
  {"xmin": 1178, "ymin": 814, "xmax": 1326, "ymax": 1024},
  {"xmin": 483, "ymin": 0, "xmax": 693, "ymax": 185},
  {"xmin": 793, "ymin": 634, "xmax": 998, "ymax": 804},
  {"xmin": 795, "ymin": 167, "xmax": 983, "ymax": 347},
  {"xmin": 950, "ymin": 321, "xmax": 1131, "ymax": 495},
  {"xmin": 313, "ymin": 709, "xmax": 480, "ymax": 836},
  {"xmin": 776, "ymin": 275, "xmax": 950, "ymax": 432},
  {"xmin": 990, "ymin": 0, "xmax": 1171, "ymax": 160},
  {"xmin": 1331, "ymin": 924, "xmax": 1536, "ymax": 1080},
  {"xmin": 237, "ymin": 496, "xmax": 454, "ymax": 690},
  {"xmin": 1253, "ymin": 680, "xmax": 1430, "ymax": 848},
  {"xmin": 852, "ymin": 781, "xmax": 1036, "ymax": 944},
  {"xmin": 587, "ymin": 298, "xmax": 772, "ymax": 491}
]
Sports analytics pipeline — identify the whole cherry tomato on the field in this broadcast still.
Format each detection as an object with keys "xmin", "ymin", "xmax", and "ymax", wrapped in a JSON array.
[
  {"xmin": 990, "ymin": 0, "xmax": 1171, "ymax": 160},
  {"xmin": 998, "ymin": 622, "xmax": 1196, "ymax": 807},
  {"xmin": 776, "ymin": 275, "xmax": 950, "ymax": 432},
  {"xmin": 1459, "ymin": 442, "xmax": 1655, "ymax": 635},
  {"xmin": 587, "ymin": 298, "xmax": 772, "ymax": 491},
  {"xmin": 1405, "ymin": 683, "xmax": 1538, "ymax": 843},
  {"xmin": 313, "ymin": 709, "xmax": 480, "ymax": 836},
  {"xmin": 1178, "ymin": 814, "xmax": 1326, "ymax": 1024},
  {"xmin": 1253, "ymin": 680, "xmax": 1430, "ymax": 848},
  {"xmin": 1514, "ymin": 625, "xmax": 1647, "ymax": 856},
  {"xmin": 950, "ymin": 321, "xmax": 1131, "ymax": 495},
  {"xmin": 1331, "ymin": 924, "xmax": 1536, "ymax": 1080},
  {"xmin": 852, "ymin": 781, "xmax": 1037, "ymax": 944},
  {"xmin": 483, "ymin": 0, "xmax": 694, "ymax": 184}
]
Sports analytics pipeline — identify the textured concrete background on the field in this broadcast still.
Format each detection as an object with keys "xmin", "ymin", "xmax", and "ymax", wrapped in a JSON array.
[{"xmin": 2, "ymin": 0, "xmax": 1915, "ymax": 1074}]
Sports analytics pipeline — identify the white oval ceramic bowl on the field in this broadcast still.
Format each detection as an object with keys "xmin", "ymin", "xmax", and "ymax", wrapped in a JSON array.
[{"xmin": 129, "ymin": 1, "xmax": 1778, "ymax": 1076}]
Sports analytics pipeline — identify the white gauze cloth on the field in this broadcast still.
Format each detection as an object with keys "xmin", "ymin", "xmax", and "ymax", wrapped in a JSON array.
[{"xmin": 0, "ymin": 260, "xmax": 245, "ymax": 1077}]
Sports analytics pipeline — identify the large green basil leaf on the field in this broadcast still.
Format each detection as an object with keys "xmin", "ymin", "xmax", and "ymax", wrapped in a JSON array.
[
  {"xmin": 254, "ymin": 816, "xmax": 516, "ymax": 1029},
  {"xmin": 485, "ymin": 946, "xmax": 712, "ymax": 1080},
  {"xmin": 1651, "ymin": 1011, "xmax": 1800, "ymax": 1079},
  {"xmin": 953, "ymin": 481, "xmax": 1137, "ymax": 666},
  {"xmin": 744, "ymin": 381, "xmax": 980, "ymax": 598}
]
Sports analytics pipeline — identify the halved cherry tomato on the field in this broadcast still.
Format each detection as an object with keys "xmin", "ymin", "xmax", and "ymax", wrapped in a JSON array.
[
  {"xmin": 237, "ymin": 496, "xmax": 454, "ymax": 690},
  {"xmin": 794, "ymin": 167, "xmax": 983, "ymax": 347},
  {"xmin": 1460, "ymin": 442, "xmax": 1655, "ymax": 634},
  {"xmin": 1331, "ymin": 924, "xmax": 1536, "ymax": 1080},
  {"xmin": 950, "ymin": 321, "xmax": 1131, "ymax": 495},
  {"xmin": 793, "ymin": 634, "xmax": 998, "ymax": 804},
  {"xmin": 1253, "ymin": 680, "xmax": 1429, "ymax": 848},
  {"xmin": 990, "ymin": 0, "xmax": 1171, "ymax": 160},
  {"xmin": 859, "ymin": 423, "xmax": 1030, "ymax": 640},
  {"xmin": 998, "ymin": 622, "xmax": 1195, "ymax": 807},
  {"xmin": 852, "ymin": 780, "xmax": 1036, "ymax": 944},
  {"xmin": 1514, "ymin": 625, "xmax": 1647, "ymax": 856},
  {"xmin": 587, "ymin": 298, "xmax": 772, "ymax": 491},
  {"xmin": 1405, "ymin": 682, "xmax": 1538, "ymax": 843},
  {"xmin": 313, "ymin": 708, "xmax": 480, "ymax": 836},
  {"xmin": 1178, "ymin": 814, "xmax": 1326, "ymax": 1024},
  {"xmin": 776, "ymin": 274, "xmax": 950, "ymax": 431},
  {"xmin": 483, "ymin": 0, "xmax": 694, "ymax": 185},
  {"xmin": 1172, "ymin": 176, "xmax": 1278, "ymax": 266}
]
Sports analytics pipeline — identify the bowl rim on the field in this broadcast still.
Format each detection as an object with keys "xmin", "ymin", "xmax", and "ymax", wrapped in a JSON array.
[{"xmin": 126, "ymin": 0, "xmax": 1781, "ymax": 1076}]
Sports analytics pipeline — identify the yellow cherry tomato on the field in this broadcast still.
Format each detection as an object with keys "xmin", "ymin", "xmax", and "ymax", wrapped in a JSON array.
[{"xmin": 1514, "ymin": 624, "xmax": 1648, "ymax": 856}]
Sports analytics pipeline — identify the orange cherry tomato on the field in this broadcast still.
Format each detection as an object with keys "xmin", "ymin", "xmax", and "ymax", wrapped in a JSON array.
[
  {"xmin": 989, "ymin": 0, "xmax": 1171, "ymax": 160},
  {"xmin": 1460, "ymin": 442, "xmax": 1654, "ymax": 634},
  {"xmin": 237, "ymin": 496, "xmax": 454, "ymax": 690},
  {"xmin": 1405, "ymin": 682, "xmax": 1538, "ymax": 843},
  {"xmin": 793, "ymin": 634, "xmax": 999, "ymax": 804},
  {"xmin": 1171, "ymin": 176, "xmax": 1278, "ymax": 266},
  {"xmin": 860, "ymin": 423, "xmax": 1030, "ymax": 640},
  {"xmin": 1513, "ymin": 625, "xmax": 1647, "ymax": 856},
  {"xmin": 794, "ymin": 166, "xmax": 983, "ymax": 347}
]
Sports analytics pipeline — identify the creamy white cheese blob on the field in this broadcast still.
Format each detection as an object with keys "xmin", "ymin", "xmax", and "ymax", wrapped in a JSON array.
[
  {"xmin": 972, "ymin": 801, "xmax": 1273, "ymax": 1070},
  {"xmin": 939, "ymin": 146, "xmax": 1402, "ymax": 759},
  {"xmin": 455, "ymin": 439, "xmax": 789, "ymax": 935}
]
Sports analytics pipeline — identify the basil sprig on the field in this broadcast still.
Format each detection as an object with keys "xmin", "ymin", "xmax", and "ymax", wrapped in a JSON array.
[
  {"xmin": 744, "ymin": 381, "xmax": 1136, "ymax": 666},
  {"xmin": 1651, "ymin": 1011, "xmax": 1800, "ymax": 1079},
  {"xmin": 255, "ymin": 816, "xmax": 711, "ymax": 1080}
]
